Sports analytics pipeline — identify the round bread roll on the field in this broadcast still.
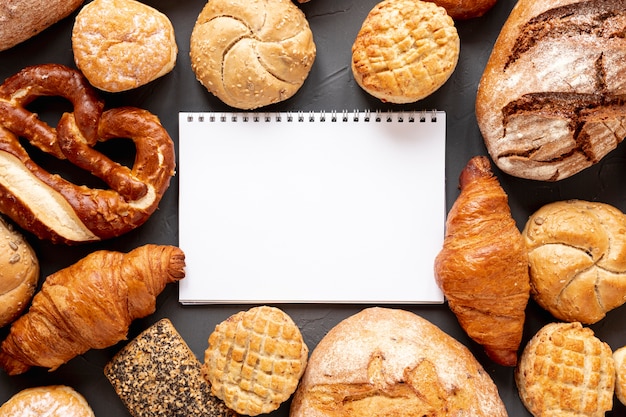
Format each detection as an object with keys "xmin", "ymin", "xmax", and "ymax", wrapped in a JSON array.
[
  {"xmin": 0, "ymin": 0, "xmax": 84, "ymax": 52},
  {"xmin": 290, "ymin": 307, "xmax": 507, "ymax": 417},
  {"xmin": 0, "ymin": 385, "xmax": 95, "ymax": 417},
  {"xmin": 0, "ymin": 216, "xmax": 38, "ymax": 328},
  {"xmin": 614, "ymin": 346, "xmax": 626, "ymax": 406},
  {"xmin": 351, "ymin": 0, "xmax": 459, "ymax": 104},
  {"xmin": 72, "ymin": 0, "xmax": 177, "ymax": 92},
  {"xmin": 516, "ymin": 322, "xmax": 615, "ymax": 417},
  {"xmin": 201, "ymin": 305, "xmax": 308, "ymax": 416},
  {"xmin": 190, "ymin": 0, "xmax": 316, "ymax": 110},
  {"xmin": 523, "ymin": 199, "xmax": 626, "ymax": 324}
]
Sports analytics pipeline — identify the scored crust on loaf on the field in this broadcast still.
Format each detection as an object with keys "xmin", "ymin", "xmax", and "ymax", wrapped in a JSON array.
[
  {"xmin": 351, "ymin": 0, "xmax": 460, "ymax": 104},
  {"xmin": 104, "ymin": 318, "xmax": 238, "ymax": 417},
  {"xmin": 190, "ymin": 0, "xmax": 316, "ymax": 110},
  {"xmin": 0, "ymin": 385, "xmax": 94, "ymax": 417},
  {"xmin": 515, "ymin": 322, "xmax": 615, "ymax": 417},
  {"xmin": 290, "ymin": 307, "xmax": 507, "ymax": 417},
  {"xmin": 201, "ymin": 306, "xmax": 308, "ymax": 416},
  {"xmin": 523, "ymin": 199, "xmax": 626, "ymax": 324},
  {"xmin": 476, "ymin": 0, "xmax": 626, "ymax": 181},
  {"xmin": 72, "ymin": 0, "xmax": 177, "ymax": 92}
]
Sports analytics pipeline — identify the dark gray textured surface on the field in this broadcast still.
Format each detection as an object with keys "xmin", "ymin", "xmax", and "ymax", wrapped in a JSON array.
[{"xmin": 2, "ymin": 0, "xmax": 626, "ymax": 415}]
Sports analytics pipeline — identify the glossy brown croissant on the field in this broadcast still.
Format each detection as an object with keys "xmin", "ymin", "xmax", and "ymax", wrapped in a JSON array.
[
  {"xmin": 434, "ymin": 156, "xmax": 530, "ymax": 367},
  {"xmin": 0, "ymin": 244, "xmax": 185, "ymax": 375}
]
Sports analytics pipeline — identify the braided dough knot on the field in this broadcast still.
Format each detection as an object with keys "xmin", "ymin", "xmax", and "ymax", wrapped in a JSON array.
[{"xmin": 0, "ymin": 64, "xmax": 176, "ymax": 244}]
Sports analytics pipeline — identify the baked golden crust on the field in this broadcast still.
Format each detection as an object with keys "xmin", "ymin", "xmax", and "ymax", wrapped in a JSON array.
[
  {"xmin": 613, "ymin": 346, "xmax": 626, "ymax": 406},
  {"xmin": 523, "ymin": 199, "xmax": 626, "ymax": 324},
  {"xmin": 72, "ymin": 0, "xmax": 177, "ymax": 92},
  {"xmin": 515, "ymin": 322, "xmax": 615, "ymax": 417},
  {"xmin": 351, "ymin": 0, "xmax": 459, "ymax": 103},
  {"xmin": 476, "ymin": 0, "xmax": 626, "ymax": 181},
  {"xmin": 190, "ymin": 0, "xmax": 316, "ymax": 110},
  {"xmin": 0, "ymin": 216, "xmax": 38, "ymax": 328},
  {"xmin": 202, "ymin": 306, "xmax": 308, "ymax": 416},
  {"xmin": 0, "ymin": 386, "xmax": 94, "ymax": 417},
  {"xmin": 290, "ymin": 307, "xmax": 508, "ymax": 417},
  {"xmin": 429, "ymin": 0, "xmax": 498, "ymax": 19}
]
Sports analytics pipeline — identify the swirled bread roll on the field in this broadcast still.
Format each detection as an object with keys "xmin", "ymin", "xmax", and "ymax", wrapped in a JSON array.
[
  {"xmin": 72, "ymin": 0, "xmax": 177, "ymax": 92},
  {"xmin": 190, "ymin": 0, "xmax": 316, "ymax": 110},
  {"xmin": 476, "ymin": 0, "xmax": 626, "ymax": 181},
  {"xmin": 351, "ymin": 0, "xmax": 459, "ymax": 104},
  {"xmin": 523, "ymin": 199, "xmax": 626, "ymax": 324}
]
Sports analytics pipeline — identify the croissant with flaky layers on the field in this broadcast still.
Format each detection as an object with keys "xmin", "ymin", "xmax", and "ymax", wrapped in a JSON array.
[
  {"xmin": 0, "ymin": 244, "xmax": 185, "ymax": 376},
  {"xmin": 434, "ymin": 156, "xmax": 530, "ymax": 367}
]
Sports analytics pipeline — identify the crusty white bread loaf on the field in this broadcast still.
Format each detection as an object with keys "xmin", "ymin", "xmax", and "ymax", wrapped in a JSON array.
[
  {"xmin": 0, "ymin": 216, "xmax": 38, "ymax": 328},
  {"xmin": 428, "ymin": 0, "xmax": 498, "ymax": 19},
  {"xmin": 0, "ymin": 386, "xmax": 94, "ymax": 417},
  {"xmin": 523, "ymin": 199, "xmax": 626, "ymax": 324},
  {"xmin": 476, "ymin": 0, "xmax": 626, "ymax": 181},
  {"xmin": 516, "ymin": 322, "xmax": 615, "ymax": 417},
  {"xmin": 290, "ymin": 307, "xmax": 508, "ymax": 417},
  {"xmin": 0, "ymin": 0, "xmax": 84, "ymax": 52},
  {"xmin": 72, "ymin": 0, "xmax": 177, "ymax": 92}
]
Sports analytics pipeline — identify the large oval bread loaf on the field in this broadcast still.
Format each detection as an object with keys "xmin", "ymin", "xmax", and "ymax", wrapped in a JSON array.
[
  {"xmin": 476, "ymin": 0, "xmax": 626, "ymax": 181},
  {"xmin": 0, "ymin": 0, "xmax": 84, "ymax": 51},
  {"xmin": 290, "ymin": 307, "xmax": 508, "ymax": 417}
]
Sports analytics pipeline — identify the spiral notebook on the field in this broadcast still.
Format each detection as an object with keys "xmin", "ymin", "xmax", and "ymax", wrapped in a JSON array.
[{"xmin": 178, "ymin": 110, "xmax": 446, "ymax": 304}]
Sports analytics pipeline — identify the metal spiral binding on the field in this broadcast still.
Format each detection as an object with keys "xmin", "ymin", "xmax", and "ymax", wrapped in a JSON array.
[{"xmin": 185, "ymin": 109, "xmax": 438, "ymax": 123}]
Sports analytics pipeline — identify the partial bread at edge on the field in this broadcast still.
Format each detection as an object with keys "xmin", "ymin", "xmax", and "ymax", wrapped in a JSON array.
[
  {"xmin": 0, "ymin": 386, "xmax": 94, "ymax": 417},
  {"xmin": 0, "ymin": 0, "xmax": 84, "ymax": 51}
]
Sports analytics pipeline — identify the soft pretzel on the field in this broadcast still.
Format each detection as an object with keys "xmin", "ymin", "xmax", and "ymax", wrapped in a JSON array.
[{"xmin": 0, "ymin": 64, "xmax": 176, "ymax": 244}]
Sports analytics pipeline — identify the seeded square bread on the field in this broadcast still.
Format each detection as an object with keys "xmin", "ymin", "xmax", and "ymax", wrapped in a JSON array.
[{"xmin": 104, "ymin": 318, "xmax": 238, "ymax": 417}]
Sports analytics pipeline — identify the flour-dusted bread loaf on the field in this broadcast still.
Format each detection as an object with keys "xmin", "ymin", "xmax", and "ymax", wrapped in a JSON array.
[
  {"xmin": 105, "ymin": 318, "xmax": 238, "ymax": 417},
  {"xmin": 0, "ymin": 216, "xmax": 38, "ymax": 328},
  {"xmin": 516, "ymin": 322, "xmax": 615, "ymax": 417},
  {"xmin": 523, "ymin": 199, "xmax": 626, "ymax": 324},
  {"xmin": 72, "ymin": 0, "xmax": 177, "ymax": 92},
  {"xmin": 290, "ymin": 307, "xmax": 508, "ymax": 417},
  {"xmin": 476, "ymin": 0, "xmax": 626, "ymax": 181},
  {"xmin": 190, "ymin": 0, "xmax": 316, "ymax": 110},
  {"xmin": 0, "ymin": 386, "xmax": 94, "ymax": 417},
  {"xmin": 351, "ymin": 0, "xmax": 459, "ymax": 104},
  {"xmin": 0, "ymin": 0, "xmax": 84, "ymax": 51}
]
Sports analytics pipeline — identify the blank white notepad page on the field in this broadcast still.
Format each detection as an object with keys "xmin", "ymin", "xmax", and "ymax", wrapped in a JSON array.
[{"xmin": 178, "ymin": 111, "xmax": 445, "ymax": 304}]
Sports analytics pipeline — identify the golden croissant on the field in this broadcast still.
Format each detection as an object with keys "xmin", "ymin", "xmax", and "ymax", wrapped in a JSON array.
[
  {"xmin": 0, "ymin": 244, "xmax": 185, "ymax": 375},
  {"xmin": 434, "ymin": 156, "xmax": 530, "ymax": 367}
]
